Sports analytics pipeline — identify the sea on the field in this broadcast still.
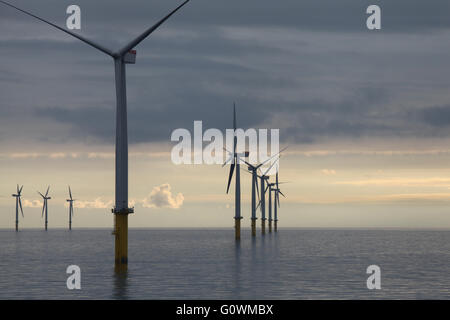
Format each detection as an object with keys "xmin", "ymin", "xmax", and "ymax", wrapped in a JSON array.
[{"xmin": 0, "ymin": 229, "xmax": 449, "ymax": 299}]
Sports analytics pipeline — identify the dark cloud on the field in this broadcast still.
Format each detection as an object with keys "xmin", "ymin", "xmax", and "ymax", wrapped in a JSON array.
[
  {"xmin": 2, "ymin": 0, "xmax": 450, "ymax": 32},
  {"xmin": 417, "ymin": 105, "xmax": 450, "ymax": 128},
  {"xmin": 2, "ymin": 0, "xmax": 450, "ymax": 148}
]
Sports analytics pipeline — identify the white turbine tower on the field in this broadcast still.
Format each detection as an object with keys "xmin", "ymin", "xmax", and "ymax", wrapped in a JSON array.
[
  {"xmin": 38, "ymin": 186, "xmax": 51, "ymax": 231},
  {"xmin": 12, "ymin": 184, "xmax": 24, "ymax": 231},
  {"xmin": 67, "ymin": 186, "xmax": 76, "ymax": 231},
  {"xmin": 223, "ymin": 103, "xmax": 248, "ymax": 240},
  {"xmin": 1, "ymin": 0, "xmax": 191, "ymax": 271}
]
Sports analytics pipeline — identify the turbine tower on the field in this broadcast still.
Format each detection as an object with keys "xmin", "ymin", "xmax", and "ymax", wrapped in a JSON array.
[
  {"xmin": 273, "ymin": 170, "xmax": 286, "ymax": 232},
  {"xmin": 67, "ymin": 186, "xmax": 76, "ymax": 230},
  {"xmin": 1, "ymin": 0, "xmax": 191, "ymax": 271},
  {"xmin": 38, "ymin": 186, "xmax": 51, "ymax": 231},
  {"xmin": 223, "ymin": 104, "xmax": 248, "ymax": 240},
  {"xmin": 12, "ymin": 184, "xmax": 24, "ymax": 231},
  {"xmin": 267, "ymin": 181, "xmax": 275, "ymax": 233}
]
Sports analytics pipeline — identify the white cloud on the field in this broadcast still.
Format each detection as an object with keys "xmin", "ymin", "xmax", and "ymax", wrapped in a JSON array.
[
  {"xmin": 142, "ymin": 184, "xmax": 184, "ymax": 209},
  {"xmin": 321, "ymin": 169, "xmax": 336, "ymax": 175},
  {"xmin": 22, "ymin": 199, "xmax": 43, "ymax": 208}
]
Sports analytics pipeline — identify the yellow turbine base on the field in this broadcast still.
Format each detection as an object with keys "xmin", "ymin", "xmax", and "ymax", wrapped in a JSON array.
[
  {"xmin": 114, "ymin": 214, "xmax": 128, "ymax": 272},
  {"xmin": 235, "ymin": 218, "xmax": 241, "ymax": 240},
  {"xmin": 251, "ymin": 219, "xmax": 256, "ymax": 237}
]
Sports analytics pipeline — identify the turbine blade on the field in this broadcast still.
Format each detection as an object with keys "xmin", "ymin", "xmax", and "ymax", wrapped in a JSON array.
[
  {"xmin": 45, "ymin": 186, "xmax": 50, "ymax": 197},
  {"xmin": 242, "ymin": 159, "xmax": 253, "ymax": 168},
  {"xmin": 0, "ymin": 1, "xmax": 114, "ymax": 57},
  {"xmin": 256, "ymin": 146, "xmax": 288, "ymax": 169},
  {"xmin": 69, "ymin": 186, "xmax": 72, "ymax": 200},
  {"xmin": 223, "ymin": 147, "xmax": 232, "ymax": 155},
  {"xmin": 16, "ymin": 184, "xmax": 19, "ymax": 193},
  {"xmin": 19, "ymin": 197, "xmax": 24, "ymax": 217},
  {"xmin": 277, "ymin": 191, "xmax": 280, "ymax": 207},
  {"xmin": 262, "ymin": 156, "xmax": 280, "ymax": 176},
  {"xmin": 118, "ymin": 0, "xmax": 191, "ymax": 56},
  {"xmin": 256, "ymin": 199, "xmax": 261, "ymax": 211},
  {"xmin": 222, "ymin": 156, "xmax": 233, "ymax": 168},
  {"xmin": 19, "ymin": 185, "xmax": 23, "ymax": 194},
  {"xmin": 41, "ymin": 202, "xmax": 45, "ymax": 217},
  {"xmin": 38, "ymin": 191, "xmax": 45, "ymax": 198},
  {"xmin": 255, "ymin": 176, "xmax": 260, "ymax": 202},
  {"xmin": 226, "ymin": 163, "xmax": 235, "ymax": 194},
  {"xmin": 279, "ymin": 190, "xmax": 286, "ymax": 198}
]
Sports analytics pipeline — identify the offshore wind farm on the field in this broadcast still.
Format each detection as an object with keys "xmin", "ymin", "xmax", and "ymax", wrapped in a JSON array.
[{"xmin": 2, "ymin": 0, "xmax": 450, "ymax": 301}]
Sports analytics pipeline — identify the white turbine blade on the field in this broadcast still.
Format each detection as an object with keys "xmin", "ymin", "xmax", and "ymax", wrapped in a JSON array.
[
  {"xmin": 0, "ymin": 0, "xmax": 114, "ymax": 57},
  {"xmin": 117, "ymin": 0, "xmax": 191, "ymax": 56},
  {"xmin": 222, "ymin": 155, "xmax": 233, "ymax": 167},
  {"xmin": 262, "ymin": 155, "xmax": 281, "ymax": 176},
  {"xmin": 223, "ymin": 147, "xmax": 232, "ymax": 156},
  {"xmin": 256, "ymin": 146, "xmax": 288, "ymax": 170}
]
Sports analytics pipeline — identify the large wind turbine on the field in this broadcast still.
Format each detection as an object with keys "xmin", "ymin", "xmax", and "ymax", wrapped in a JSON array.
[
  {"xmin": 67, "ymin": 186, "xmax": 76, "ymax": 230},
  {"xmin": 1, "ymin": 0, "xmax": 191, "ymax": 271},
  {"xmin": 38, "ymin": 186, "xmax": 51, "ymax": 231},
  {"xmin": 223, "ymin": 104, "xmax": 248, "ymax": 240},
  {"xmin": 12, "ymin": 184, "xmax": 24, "ymax": 231},
  {"xmin": 242, "ymin": 147, "xmax": 287, "ymax": 237}
]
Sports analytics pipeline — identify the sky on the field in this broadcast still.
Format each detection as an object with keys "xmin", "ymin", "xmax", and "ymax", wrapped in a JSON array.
[{"xmin": 2, "ymin": 0, "xmax": 450, "ymax": 229}]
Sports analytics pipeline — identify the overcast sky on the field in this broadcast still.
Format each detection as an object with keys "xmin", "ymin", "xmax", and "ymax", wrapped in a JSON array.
[{"xmin": 2, "ymin": 0, "xmax": 450, "ymax": 229}]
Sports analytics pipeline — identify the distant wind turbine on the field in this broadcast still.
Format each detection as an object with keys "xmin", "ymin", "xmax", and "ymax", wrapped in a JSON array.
[
  {"xmin": 256, "ymin": 155, "xmax": 282, "ymax": 235},
  {"xmin": 12, "ymin": 184, "xmax": 24, "ymax": 231},
  {"xmin": 67, "ymin": 186, "xmax": 76, "ymax": 230},
  {"xmin": 38, "ymin": 186, "xmax": 51, "ymax": 231},
  {"xmin": 223, "ymin": 103, "xmax": 248, "ymax": 240},
  {"xmin": 242, "ymin": 147, "xmax": 287, "ymax": 236},
  {"xmin": 0, "ymin": 0, "xmax": 191, "ymax": 271}
]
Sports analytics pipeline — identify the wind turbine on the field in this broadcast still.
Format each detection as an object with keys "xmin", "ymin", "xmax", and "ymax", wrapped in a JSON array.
[
  {"xmin": 67, "ymin": 186, "xmax": 76, "ymax": 230},
  {"xmin": 223, "ymin": 103, "xmax": 248, "ymax": 240},
  {"xmin": 256, "ymin": 155, "xmax": 282, "ymax": 235},
  {"xmin": 242, "ymin": 147, "xmax": 287, "ymax": 237},
  {"xmin": 12, "ymin": 184, "xmax": 24, "ymax": 231},
  {"xmin": 1, "ymin": 0, "xmax": 191, "ymax": 271},
  {"xmin": 38, "ymin": 186, "xmax": 51, "ymax": 231}
]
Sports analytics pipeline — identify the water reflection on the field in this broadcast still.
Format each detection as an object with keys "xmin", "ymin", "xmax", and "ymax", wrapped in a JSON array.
[
  {"xmin": 113, "ymin": 271, "xmax": 129, "ymax": 299},
  {"xmin": 232, "ymin": 241, "xmax": 242, "ymax": 298}
]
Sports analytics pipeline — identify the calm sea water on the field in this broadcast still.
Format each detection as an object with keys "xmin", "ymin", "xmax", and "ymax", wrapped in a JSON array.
[{"xmin": 0, "ymin": 229, "xmax": 449, "ymax": 299}]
